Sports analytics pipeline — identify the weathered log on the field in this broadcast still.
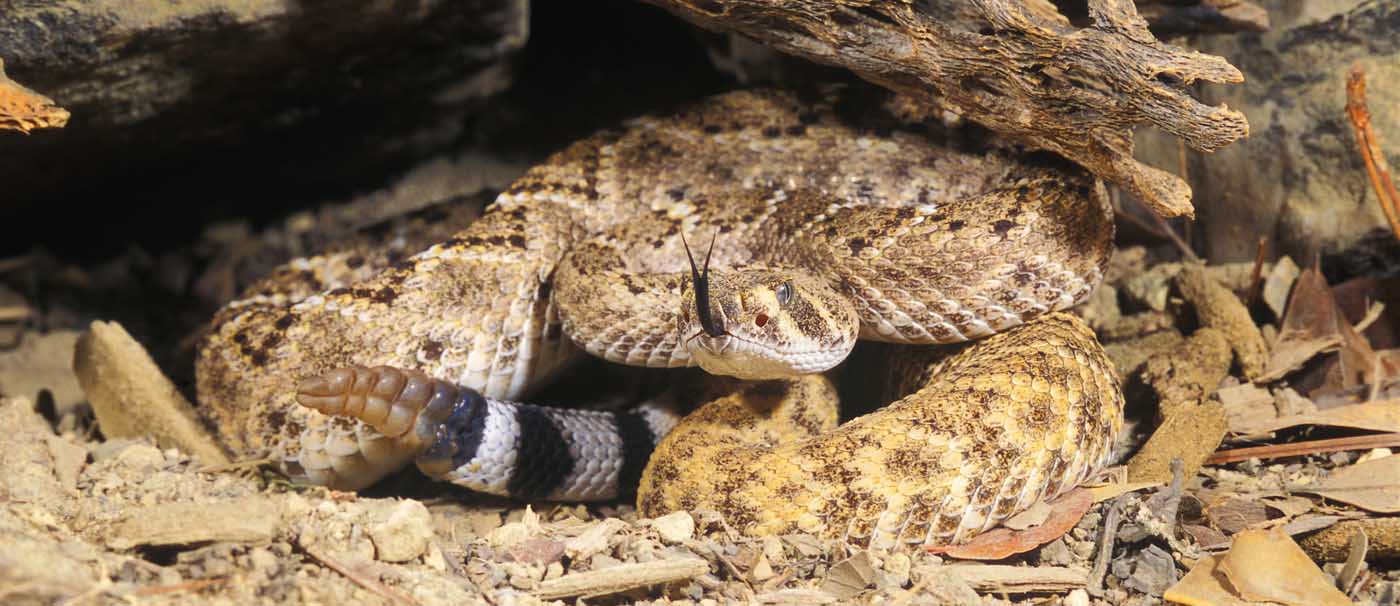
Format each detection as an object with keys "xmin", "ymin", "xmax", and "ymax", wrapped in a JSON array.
[{"xmin": 639, "ymin": 0, "xmax": 1250, "ymax": 218}]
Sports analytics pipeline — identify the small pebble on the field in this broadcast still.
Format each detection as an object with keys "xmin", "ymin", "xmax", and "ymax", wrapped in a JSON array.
[
  {"xmin": 883, "ymin": 552, "xmax": 911, "ymax": 588},
  {"xmin": 750, "ymin": 553, "xmax": 775, "ymax": 582},
  {"xmin": 115, "ymin": 443, "xmax": 165, "ymax": 470},
  {"xmin": 369, "ymin": 500, "xmax": 435, "ymax": 563},
  {"xmin": 652, "ymin": 511, "xmax": 695, "ymax": 544}
]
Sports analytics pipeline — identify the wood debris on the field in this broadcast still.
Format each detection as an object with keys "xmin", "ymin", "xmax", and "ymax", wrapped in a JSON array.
[
  {"xmin": 0, "ymin": 57, "xmax": 69, "ymax": 134},
  {"xmin": 533, "ymin": 558, "xmax": 709, "ymax": 600},
  {"xmin": 641, "ymin": 0, "xmax": 1248, "ymax": 218}
]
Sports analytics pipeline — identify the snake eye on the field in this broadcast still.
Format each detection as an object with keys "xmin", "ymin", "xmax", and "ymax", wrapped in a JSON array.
[{"xmin": 776, "ymin": 282, "xmax": 793, "ymax": 305}]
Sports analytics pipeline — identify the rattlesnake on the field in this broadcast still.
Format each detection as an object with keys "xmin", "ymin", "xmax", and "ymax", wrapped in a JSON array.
[{"xmin": 196, "ymin": 88, "xmax": 1124, "ymax": 549}]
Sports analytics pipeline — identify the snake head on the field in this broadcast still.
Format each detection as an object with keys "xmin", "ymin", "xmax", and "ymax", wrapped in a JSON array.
[{"xmin": 680, "ymin": 267, "xmax": 859, "ymax": 380}]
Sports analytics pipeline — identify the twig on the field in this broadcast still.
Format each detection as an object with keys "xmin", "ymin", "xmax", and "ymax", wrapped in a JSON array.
[
  {"xmin": 1246, "ymin": 236, "xmax": 1267, "ymax": 306},
  {"xmin": 1206, "ymin": 433, "xmax": 1400, "ymax": 465},
  {"xmin": 1141, "ymin": 197, "xmax": 1202, "ymax": 262},
  {"xmin": 1345, "ymin": 66, "xmax": 1400, "ymax": 241},
  {"xmin": 534, "ymin": 558, "xmax": 710, "ymax": 601},
  {"xmin": 1086, "ymin": 494, "xmax": 1128, "ymax": 598},
  {"xmin": 295, "ymin": 539, "xmax": 418, "ymax": 606},
  {"xmin": 133, "ymin": 578, "xmax": 229, "ymax": 596},
  {"xmin": 945, "ymin": 565, "xmax": 1088, "ymax": 593},
  {"xmin": 1113, "ymin": 189, "xmax": 1198, "ymax": 260}
]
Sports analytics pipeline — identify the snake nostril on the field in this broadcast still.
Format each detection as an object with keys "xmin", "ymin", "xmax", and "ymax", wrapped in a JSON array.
[{"xmin": 754, "ymin": 313, "xmax": 769, "ymax": 327}]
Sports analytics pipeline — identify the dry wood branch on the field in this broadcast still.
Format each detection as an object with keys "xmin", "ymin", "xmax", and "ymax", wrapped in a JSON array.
[
  {"xmin": 1206, "ymin": 433, "xmax": 1400, "ymax": 465},
  {"xmin": 1345, "ymin": 67, "xmax": 1400, "ymax": 242},
  {"xmin": 641, "ymin": 0, "xmax": 1248, "ymax": 218},
  {"xmin": 133, "ymin": 578, "xmax": 229, "ymax": 597},
  {"xmin": 296, "ymin": 540, "xmax": 418, "ymax": 606},
  {"xmin": 945, "ymin": 564, "xmax": 1088, "ymax": 593},
  {"xmin": 535, "ymin": 558, "xmax": 710, "ymax": 601}
]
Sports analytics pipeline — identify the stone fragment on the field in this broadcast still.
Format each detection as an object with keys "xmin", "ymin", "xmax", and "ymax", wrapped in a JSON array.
[
  {"xmin": 368, "ymin": 500, "xmax": 435, "ymax": 563},
  {"xmin": 651, "ymin": 511, "xmax": 695, "ymax": 544}
]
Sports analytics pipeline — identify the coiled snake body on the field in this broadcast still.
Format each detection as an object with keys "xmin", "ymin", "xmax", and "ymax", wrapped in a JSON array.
[{"xmin": 197, "ymin": 89, "xmax": 1123, "ymax": 549}]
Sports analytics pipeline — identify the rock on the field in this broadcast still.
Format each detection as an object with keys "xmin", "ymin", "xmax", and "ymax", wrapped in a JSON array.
[
  {"xmin": 651, "ymin": 511, "xmax": 695, "ymax": 544},
  {"xmin": 112, "ymin": 442, "xmax": 164, "ymax": 471},
  {"xmin": 368, "ymin": 500, "xmax": 435, "ymax": 563},
  {"xmin": 106, "ymin": 497, "xmax": 283, "ymax": 550},
  {"xmin": 0, "ymin": 0, "xmax": 527, "ymax": 216},
  {"xmin": 1120, "ymin": 544, "xmax": 1179, "ymax": 596},
  {"xmin": 0, "ymin": 330, "xmax": 84, "ymax": 414},
  {"xmin": 1144, "ymin": 0, "xmax": 1400, "ymax": 265}
]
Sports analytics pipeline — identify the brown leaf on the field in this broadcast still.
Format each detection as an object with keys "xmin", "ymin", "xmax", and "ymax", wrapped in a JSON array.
[
  {"xmin": 1300, "ymin": 453, "xmax": 1400, "ymax": 513},
  {"xmin": 820, "ymin": 552, "xmax": 874, "ymax": 599},
  {"xmin": 1262, "ymin": 256, "xmax": 1300, "ymax": 320},
  {"xmin": 1259, "ymin": 265, "xmax": 1346, "ymax": 383},
  {"xmin": 927, "ymin": 489, "xmax": 1093, "ymax": 560},
  {"xmin": 1218, "ymin": 528, "xmax": 1352, "ymax": 606},
  {"xmin": 1163, "ymin": 555, "xmax": 1250, "ymax": 606},
  {"xmin": 1218, "ymin": 383, "xmax": 1278, "ymax": 434},
  {"xmin": 1086, "ymin": 481, "xmax": 1160, "ymax": 503},
  {"xmin": 507, "ymin": 537, "xmax": 566, "ymax": 565},
  {"xmin": 1281, "ymin": 514, "xmax": 1347, "ymax": 536},
  {"xmin": 1181, "ymin": 524, "xmax": 1231, "ymax": 551},
  {"xmin": 1203, "ymin": 496, "xmax": 1270, "ymax": 535},
  {"xmin": 1245, "ymin": 399, "xmax": 1400, "ymax": 434},
  {"xmin": 1261, "ymin": 496, "xmax": 1315, "ymax": 518}
]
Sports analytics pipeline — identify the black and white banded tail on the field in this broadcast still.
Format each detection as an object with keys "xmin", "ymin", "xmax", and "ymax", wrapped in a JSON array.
[{"xmin": 296, "ymin": 366, "xmax": 680, "ymax": 500}]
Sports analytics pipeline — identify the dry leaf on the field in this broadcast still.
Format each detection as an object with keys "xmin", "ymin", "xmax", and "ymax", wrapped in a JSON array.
[
  {"xmin": 1164, "ymin": 554, "xmax": 1253, "ymax": 606},
  {"xmin": 1181, "ymin": 524, "xmax": 1231, "ymax": 550},
  {"xmin": 1219, "ymin": 528, "xmax": 1352, "ymax": 606},
  {"xmin": 1261, "ymin": 496, "xmax": 1315, "ymax": 518},
  {"xmin": 927, "ymin": 489, "xmax": 1092, "ymax": 560},
  {"xmin": 1001, "ymin": 500, "xmax": 1053, "ymax": 530},
  {"xmin": 1259, "ymin": 267, "xmax": 1343, "ymax": 382},
  {"xmin": 1273, "ymin": 387, "xmax": 1318, "ymax": 418},
  {"xmin": 1280, "ymin": 514, "xmax": 1348, "ymax": 536},
  {"xmin": 1243, "ymin": 399, "xmax": 1400, "ymax": 434},
  {"xmin": 1300, "ymin": 454, "xmax": 1400, "ymax": 513},
  {"xmin": 1218, "ymin": 383, "xmax": 1278, "ymax": 433},
  {"xmin": 820, "ymin": 552, "xmax": 874, "ymax": 599},
  {"xmin": 1086, "ymin": 481, "xmax": 1161, "ymax": 503},
  {"xmin": 1262, "ymin": 256, "xmax": 1300, "ymax": 320},
  {"xmin": 1203, "ymin": 497, "xmax": 1270, "ymax": 535}
]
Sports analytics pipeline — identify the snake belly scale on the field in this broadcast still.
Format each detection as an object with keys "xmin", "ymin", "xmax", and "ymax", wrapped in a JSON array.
[{"xmin": 196, "ymin": 88, "xmax": 1124, "ymax": 548}]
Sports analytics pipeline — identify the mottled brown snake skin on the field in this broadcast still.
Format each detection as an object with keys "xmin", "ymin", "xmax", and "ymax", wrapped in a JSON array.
[{"xmin": 196, "ymin": 88, "xmax": 1124, "ymax": 549}]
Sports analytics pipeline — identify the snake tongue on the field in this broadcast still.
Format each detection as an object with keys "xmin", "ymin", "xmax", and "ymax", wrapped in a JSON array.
[{"xmin": 682, "ymin": 230, "xmax": 725, "ymax": 338}]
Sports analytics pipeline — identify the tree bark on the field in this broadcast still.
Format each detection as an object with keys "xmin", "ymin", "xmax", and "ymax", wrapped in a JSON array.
[{"xmin": 640, "ymin": 0, "xmax": 1250, "ymax": 218}]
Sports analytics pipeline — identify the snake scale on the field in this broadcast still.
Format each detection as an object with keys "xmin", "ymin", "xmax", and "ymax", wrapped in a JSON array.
[{"xmin": 196, "ymin": 88, "xmax": 1124, "ymax": 549}]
